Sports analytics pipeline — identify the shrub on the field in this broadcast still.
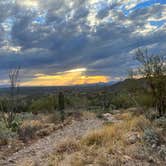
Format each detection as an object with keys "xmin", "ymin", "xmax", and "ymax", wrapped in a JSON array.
[
  {"xmin": 111, "ymin": 93, "xmax": 134, "ymax": 109},
  {"xmin": 28, "ymin": 95, "xmax": 57, "ymax": 113},
  {"xmin": 56, "ymin": 139, "xmax": 80, "ymax": 154},
  {"xmin": 0, "ymin": 121, "xmax": 17, "ymax": 145},
  {"xmin": 129, "ymin": 115, "xmax": 151, "ymax": 131},
  {"xmin": 158, "ymin": 145, "xmax": 166, "ymax": 160},
  {"xmin": 10, "ymin": 115, "xmax": 23, "ymax": 132},
  {"xmin": 44, "ymin": 112, "xmax": 61, "ymax": 124},
  {"xmin": 82, "ymin": 131, "xmax": 103, "ymax": 146},
  {"xmin": 18, "ymin": 120, "xmax": 43, "ymax": 142},
  {"xmin": 143, "ymin": 128, "xmax": 160, "ymax": 146},
  {"xmin": 154, "ymin": 117, "xmax": 166, "ymax": 129},
  {"xmin": 96, "ymin": 112, "xmax": 103, "ymax": 119}
]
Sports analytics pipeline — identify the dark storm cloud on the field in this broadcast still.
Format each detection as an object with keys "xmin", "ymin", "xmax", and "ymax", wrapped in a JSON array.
[{"xmin": 0, "ymin": 0, "xmax": 166, "ymax": 82}]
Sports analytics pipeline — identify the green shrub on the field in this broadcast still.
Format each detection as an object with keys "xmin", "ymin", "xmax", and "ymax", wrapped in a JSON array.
[
  {"xmin": 96, "ymin": 112, "xmax": 103, "ymax": 119},
  {"xmin": 28, "ymin": 95, "xmax": 57, "ymax": 113},
  {"xmin": 135, "ymin": 93, "xmax": 153, "ymax": 108},
  {"xmin": 47, "ymin": 112, "xmax": 61, "ymax": 124},
  {"xmin": 111, "ymin": 93, "xmax": 134, "ymax": 109},
  {"xmin": 10, "ymin": 115, "xmax": 22, "ymax": 132},
  {"xmin": 154, "ymin": 117, "xmax": 166, "ymax": 131},
  {"xmin": 0, "ymin": 121, "xmax": 17, "ymax": 145},
  {"xmin": 143, "ymin": 128, "xmax": 160, "ymax": 146}
]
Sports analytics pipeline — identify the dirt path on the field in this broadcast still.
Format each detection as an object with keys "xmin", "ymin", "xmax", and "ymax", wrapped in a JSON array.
[{"xmin": 2, "ymin": 117, "xmax": 103, "ymax": 166}]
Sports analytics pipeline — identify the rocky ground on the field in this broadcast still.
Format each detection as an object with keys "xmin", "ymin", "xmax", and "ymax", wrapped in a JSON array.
[
  {"xmin": 1, "ymin": 115, "xmax": 103, "ymax": 166},
  {"xmin": 0, "ymin": 110, "xmax": 165, "ymax": 166}
]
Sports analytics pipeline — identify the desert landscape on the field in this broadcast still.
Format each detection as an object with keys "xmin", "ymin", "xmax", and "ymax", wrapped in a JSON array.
[{"xmin": 0, "ymin": 0, "xmax": 166, "ymax": 166}]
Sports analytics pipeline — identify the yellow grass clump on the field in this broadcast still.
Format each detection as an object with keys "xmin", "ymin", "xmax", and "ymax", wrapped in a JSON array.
[
  {"xmin": 82, "ymin": 113, "xmax": 151, "ymax": 148},
  {"xmin": 55, "ymin": 139, "xmax": 81, "ymax": 154}
]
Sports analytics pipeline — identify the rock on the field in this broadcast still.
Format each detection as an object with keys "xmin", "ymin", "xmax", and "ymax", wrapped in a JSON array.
[
  {"xmin": 123, "ymin": 155, "xmax": 132, "ymax": 161},
  {"xmin": 103, "ymin": 113, "xmax": 119, "ymax": 123},
  {"xmin": 152, "ymin": 144, "xmax": 157, "ymax": 149},
  {"xmin": 148, "ymin": 156, "xmax": 155, "ymax": 163},
  {"xmin": 125, "ymin": 132, "xmax": 140, "ymax": 144}
]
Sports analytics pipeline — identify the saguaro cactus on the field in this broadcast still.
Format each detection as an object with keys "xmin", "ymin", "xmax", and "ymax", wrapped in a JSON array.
[{"xmin": 58, "ymin": 92, "xmax": 65, "ymax": 122}]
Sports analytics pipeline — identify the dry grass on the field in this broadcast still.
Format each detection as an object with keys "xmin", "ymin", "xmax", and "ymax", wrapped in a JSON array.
[
  {"xmin": 17, "ymin": 158, "xmax": 39, "ymax": 166},
  {"xmin": 82, "ymin": 113, "xmax": 151, "ymax": 148},
  {"xmin": 82, "ymin": 111, "xmax": 96, "ymax": 119},
  {"xmin": 21, "ymin": 120, "xmax": 43, "ymax": 129},
  {"xmin": 55, "ymin": 139, "xmax": 81, "ymax": 154},
  {"xmin": 18, "ymin": 120, "xmax": 43, "ymax": 141},
  {"xmin": 48, "ymin": 111, "xmax": 164, "ymax": 166},
  {"xmin": 77, "ymin": 113, "xmax": 153, "ymax": 165}
]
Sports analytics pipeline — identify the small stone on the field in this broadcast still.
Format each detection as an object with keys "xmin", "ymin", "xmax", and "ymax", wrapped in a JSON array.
[
  {"xmin": 148, "ymin": 156, "xmax": 155, "ymax": 163},
  {"xmin": 8, "ymin": 145, "xmax": 12, "ymax": 149},
  {"xmin": 152, "ymin": 144, "xmax": 157, "ymax": 149}
]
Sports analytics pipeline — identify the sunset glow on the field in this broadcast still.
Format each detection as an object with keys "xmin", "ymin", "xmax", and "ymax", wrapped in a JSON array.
[{"xmin": 21, "ymin": 68, "xmax": 109, "ymax": 86}]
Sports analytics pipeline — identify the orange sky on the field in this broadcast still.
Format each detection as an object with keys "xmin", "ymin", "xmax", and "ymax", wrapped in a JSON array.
[{"xmin": 21, "ymin": 68, "xmax": 109, "ymax": 86}]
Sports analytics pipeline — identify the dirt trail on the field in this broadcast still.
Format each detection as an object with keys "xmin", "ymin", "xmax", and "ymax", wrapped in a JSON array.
[{"xmin": 1, "ymin": 117, "xmax": 103, "ymax": 166}]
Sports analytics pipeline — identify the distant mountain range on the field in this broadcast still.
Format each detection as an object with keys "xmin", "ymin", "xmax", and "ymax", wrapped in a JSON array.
[{"xmin": 0, "ymin": 79, "xmax": 146, "ymax": 96}]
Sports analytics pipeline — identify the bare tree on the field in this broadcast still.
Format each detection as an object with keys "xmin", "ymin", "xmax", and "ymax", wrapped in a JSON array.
[
  {"xmin": 135, "ymin": 49, "xmax": 166, "ymax": 116},
  {"xmin": 0, "ymin": 67, "xmax": 20, "ymax": 128}
]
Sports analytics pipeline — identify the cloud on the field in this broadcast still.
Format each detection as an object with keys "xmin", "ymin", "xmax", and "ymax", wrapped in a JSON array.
[
  {"xmin": 16, "ymin": 0, "xmax": 39, "ymax": 8},
  {"xmin": 0, "ymin": 0, "xmax": 165, "ymax": 86}
]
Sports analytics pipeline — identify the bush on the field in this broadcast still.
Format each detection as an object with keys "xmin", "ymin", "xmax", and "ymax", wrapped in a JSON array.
[
  {"xmin": 10, "ymin": 115, "xmax": 23, "ymax": 132},
  {"xmin": 28, "ymin": 95, "xmax": 57, "ymax": 113},
  {"xmin": 18, "ymin": 120, "xmax": 43, "ymax": 142},
  {"xmin": 143, "ymin": 128, "xmax": 160, "ymax": 146},
  {"xmin": 111, "ymin": 93, "xmax": 134, "ymax": 109},
  {"xmin": 158, "ymin": 145, "xmax": 166, "ymax": 160},
  {"xmin": 0, "ymin": 121, "xmax": 17, "ymax": 145},
  {"xmin": 56, "ymin": 139, "xmax": 80, "ymax": 154},
  {"xmin": 135, "ymin": 94, "xmax": 153, "ymax": 108},
  {"xmin": 154, "ymin": 117, "xmax": 166, "ymax": 129},
  {"xmin": 130, "ymin": 115, "xmax": 151, "ymax": 131},
  {"xmin": 82, "ymin": 131, "xmax": 103, "ymax": 146},
  {"xmin": 45, "ymin": 112, "xmax": 61, "ymax": 124}
]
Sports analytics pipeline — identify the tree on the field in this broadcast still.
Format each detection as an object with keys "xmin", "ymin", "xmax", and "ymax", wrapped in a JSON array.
[
  {"xmin": 0, "ymin": 67, "xmax": 20, "ymax": 128},
  {"xmin": 135, "ymin": 49, "xmax": 166, "ymax": 116}
]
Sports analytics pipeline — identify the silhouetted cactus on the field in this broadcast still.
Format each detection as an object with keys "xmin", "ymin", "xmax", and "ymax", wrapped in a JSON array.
[{"xmin": 58, "ymin": 92, "xmax": 65, "ymax": 122}]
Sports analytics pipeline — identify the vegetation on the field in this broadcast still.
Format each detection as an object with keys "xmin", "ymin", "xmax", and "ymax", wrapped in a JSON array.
[
  {"xmin": 49, "ymin": 111, "xmax": 166, "ymax": 165},
  {"xmin": 135, "ymin": 49, "xmax": 166, "ymax": 116},
  {"xmin": 0, "ymin": 67, "xmax": 21, "ymax": 129},
  {"xmin": 0, "ymin": 53, "xmax": 165, "ymax": 165},
  {"xmin": 28, "ymin": 95, "xmax": 57, "ymax": 113},
  {"xmin": 58, "ymin": 92, "xmax": 65, "ymax": 122}
]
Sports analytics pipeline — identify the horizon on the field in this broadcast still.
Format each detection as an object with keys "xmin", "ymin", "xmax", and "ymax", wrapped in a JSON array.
[
  {"xmin": 0, "ymin": 0, "xmax": 165, "ymax": 86},
  {"xmin": 0, "ymin": 78, "xmax": 119, "ymax": 88}
]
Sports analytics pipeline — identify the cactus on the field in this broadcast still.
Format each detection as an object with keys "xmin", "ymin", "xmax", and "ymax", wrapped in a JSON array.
[{"xmin": 58, "ymin": 92, "xmax": 65, "ymax": 122}]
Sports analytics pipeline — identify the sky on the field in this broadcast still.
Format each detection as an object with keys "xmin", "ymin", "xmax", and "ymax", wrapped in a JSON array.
[{"xmin": 0, "ymin": 0, "xmax": 165, "ymax": 86}]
